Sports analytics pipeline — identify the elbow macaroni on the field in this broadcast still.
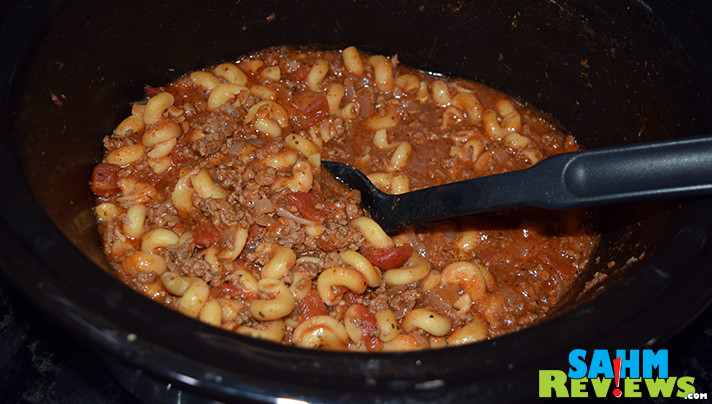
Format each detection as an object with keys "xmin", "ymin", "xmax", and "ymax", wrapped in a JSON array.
[
  {"xmin": 143, "ymin": 92, "xmax": 174, "ymax": 125},
  {"xmin": 250, "ymin": 278, "xmax": 295, "ymax": 321}
]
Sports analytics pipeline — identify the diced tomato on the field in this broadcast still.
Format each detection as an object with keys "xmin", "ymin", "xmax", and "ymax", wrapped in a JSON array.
[
  {"xmin": 349, "ymin": 303, "xmax": 382, "ymax": 352},
  {"xmin": 90, "ymin": 163, "xmax": 120, "ymax": 197},
  {"xmin": 360, "ymin": 244, "xmax": 413, "ymax": 270},
  {"xmin": 213, "ymin": 283, "xmax": 257, "ymax": 300},
  {"xmin": 265, "ymin": 217, "xmax": 293, "ymax": 241},
  {"xmin": 144, "ymin": 85, "xmax": 164, "ymax": 98},
  {"xmin": 289, "ymin": 90, "xmax": 329, "ymax": 129},
  {"xmin": 169, "ymin": 143, "xmax": 195, "ymax": 167},
  {"xmin": 192, "ymin": 223, "xmax": 217, "ymax": 248},
  {"xmin": 284, "ymin": 191, "xmax": 326, "ymax": 222},
  {"xmin": 244, "ymin": 223, "xmax": 264, "ymax": 251},
  {"xmin": 291, "ymin": 64, "xmax": 311, "ymax": 82},
  {"xmin": 315, "ymin": 235, "xmax": 339, "ymax": 253},
  {"xmin": 296, "ymin": 290, "xmax": 328, "ymax": 322},
  {"xmin": 145, "ymin": 83, "xmax": 195, "ymax": 105}
]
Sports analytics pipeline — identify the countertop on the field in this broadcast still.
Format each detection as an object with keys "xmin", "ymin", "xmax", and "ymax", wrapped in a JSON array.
[{"xmin": 0, "ymin": 287, "xmax": 138, "ymax": 403}]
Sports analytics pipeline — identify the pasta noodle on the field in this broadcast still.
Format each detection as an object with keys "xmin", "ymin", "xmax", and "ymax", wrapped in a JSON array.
[
  {"xmin": 115, "ymin": 115, "xmax": 144, "ymax": 137},
  {"xmin": 342, "ymin": 46, "xmax": 364, "ymax": 75},
  {"xmin": 190, "ymin": 71, "xmax": 221, "ymax": 90},
  {"xmin": 199, "ymin": 299, "xmax": 223, "ymax": 326},
  {"xmin": 260, "ymin": 65, "xmax": 281, "ymax": 82},
  {"xmin": 368, "ymin": 55, "xmax": 394, "ymax": 92},
  {"xmin": 142, "ymin": 121, "xmax": 181, "ymax": 148},
  {"xmin": 122, "ymin": 204, "xmax": 146, "ymax": 239},
  {"xmin": 402, "ymin": 308, "xmax": 452, "ymax": 337},
  {"xmin": 122, "ymin": 251, "xmax": 167, "ymax": 276},
  {"xmin": 213, "ymin": 63, "xmax": 248, "ymax": 85},
  {"xmin": 143, "ymin": 92, "xmax": 174, "ymax": 125},
  {"xmin": 317, "ymin": 267, "xmax": 368, "ymax": 305},
  {"xmin": 178, "ymin": 278, "xmax": 210, "ymax": 318},
  {"xmin": 382, "ymin": 252, "xmax": 431, "ymax": 286},
  {"xmin": 105, "ymin": 144, "xmax": 144, "ymax": 166},
  {"xmin": 190, "ymin": 169, "xmax": 230, "ymax": 199},
  {"xmin": 250, "ymin": 278, "xmax": 295, "ymax": 321},
  {"xmin": 387, "ymin": 141, "xmax": 412, "ymax": 172},
  {"xmin": 208, "ymin": 83, "xmax": 247, "ymax": 111},
  {"xmin": 141, "ymin": 228, "xmax": 179, "ymax": 253},
  {"xmin": 339, "ymin": 250, "xmax": 381, "ymax": 287},
  {"xmin": 351, "ymin": 217, "xmax": 394, "ymax": 248},
  {"xmin": 237, "ymin": 320, "xmax": 286, "ymax": 343},
  {"xmin": 375, "ymin": 309, "xmax": 398, "ymax": 342},
  {"xmin": 259, "ymin": 244, "xmax": 297, "ymax": 279},
  {"xmin": 431, "ymin": 80, "xmax": 451, "ymax": 106},
  {"xmin": 292, "ymin": 315, "xmax": 349, "ymax": 349},
  {"xmin": 395, "ymin": 74, "xmax": 420, "ymax": 94},
  {"xmin": 307, "ymin": 59, "xmax": 330, "ymax": 92}
]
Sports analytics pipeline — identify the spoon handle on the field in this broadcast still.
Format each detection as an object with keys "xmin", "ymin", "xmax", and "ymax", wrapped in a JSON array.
[
  {"xmin": 546, "ymin": 135, "xmax": 712, "ymax": 207},
  {"xmin": 385, "ymin": 136, "xmax": 712, "ymax": 230}
]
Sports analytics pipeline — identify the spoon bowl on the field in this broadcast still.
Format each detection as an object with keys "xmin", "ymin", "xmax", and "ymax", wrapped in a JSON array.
[{"xmin": 323, "ymin": 135, "xmax": 712, "ymax": 232}]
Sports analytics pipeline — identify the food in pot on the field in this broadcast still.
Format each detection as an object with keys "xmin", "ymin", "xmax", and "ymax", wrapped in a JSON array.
[{"xmin": 90, "ymin": 46, "xmax": 598, "ymax": 351}]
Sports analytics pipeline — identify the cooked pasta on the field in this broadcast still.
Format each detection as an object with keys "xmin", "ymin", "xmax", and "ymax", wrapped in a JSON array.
[{"xmin": 91, "ymin": 46, "xmax": 598, "ymax": 352}]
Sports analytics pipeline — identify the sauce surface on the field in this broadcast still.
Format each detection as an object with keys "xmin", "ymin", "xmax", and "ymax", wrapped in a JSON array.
[{"xmin": 91, "ymin": 46, "xmax": 598, "ymax": 351}]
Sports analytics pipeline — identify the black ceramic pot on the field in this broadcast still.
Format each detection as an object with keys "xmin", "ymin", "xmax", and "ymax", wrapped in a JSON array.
[{"xmin": 1, "ymin": 0, "xmax": 712, "ymax": 402}]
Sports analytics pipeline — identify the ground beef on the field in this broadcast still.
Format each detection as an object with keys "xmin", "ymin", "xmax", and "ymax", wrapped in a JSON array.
[
  {"xmin": 365, "ymin": 284, "xmax": 390, "ymax": 313},
  {"xmin": 180, "ymin": 257, "xmax": 215, "ymax": 283},
  {"xmin": 254, "ymin": 166, "xmax": 277, "ymax": 186},
  {"xmin": 197, "ymin": 198, "xmax": 245, "ymax": 227},
  {"xmin": 294, "ymin": 260, "xmax": 320, "ymax": 279},
  {"xmin": 322, "ymin": 252, "xmax": 343, "ymax": 268},
  {"xmin": 213, "ymin": 164, "xmax": 243, "ymax": 189},
  {"xmin": 146, "ymin": 200, "xmax": 180, "ymax": 229},
  {"xmin": 264, "ymin": 217, "xmax": 305, "ymax": 249},
  {"xmin": 164, "ymin": 241, "xmax": 197, "ymax": 273},
  {"xmin": 192, "ymin": 132, "xmax": 224, "ymax": 157},
  {"xmin": 388, "ymin": 286, "xmax": 424, "ymax": 320},
  {"xmin": 193, "ymin": 104, "xmax": 243, "ymax": 138}
]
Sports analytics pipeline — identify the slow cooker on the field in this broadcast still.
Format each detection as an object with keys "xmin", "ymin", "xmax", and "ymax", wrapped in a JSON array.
[{"xmin": 1, "ymin": 0, "xmax": 712, "ymax": 402}]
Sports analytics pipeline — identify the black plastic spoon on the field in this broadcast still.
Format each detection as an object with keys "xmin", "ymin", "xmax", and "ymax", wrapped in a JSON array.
[{"xmin": 322, "ymin": 135, "xmax": 712, "ymax": 233}]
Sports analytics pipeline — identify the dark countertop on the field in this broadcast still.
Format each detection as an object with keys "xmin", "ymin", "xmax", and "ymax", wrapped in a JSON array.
[
  {"xmin": 1, "ymin": 283, "xmax": 710, "ymax": 403},
  {"xmin": 0, "ymin": 287, "xmax": 139, "ymax": 404}
]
